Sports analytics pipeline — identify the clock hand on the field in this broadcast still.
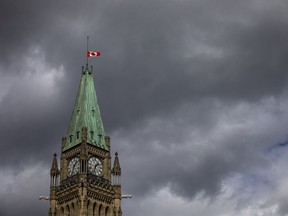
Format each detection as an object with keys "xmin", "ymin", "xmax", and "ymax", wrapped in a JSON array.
[
  {"xmin": 72, "ymin": 163, "xmax": 76, "ymax": 173},
  {"xmin": 73, "ymin": 161, "xmax": 79, "ymax": 173}
]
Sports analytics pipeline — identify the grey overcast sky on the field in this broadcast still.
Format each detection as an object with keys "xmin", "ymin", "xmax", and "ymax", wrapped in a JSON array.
[{"xmin": 1, "ymin": 0, "xmax": 288, "ymax": 215}]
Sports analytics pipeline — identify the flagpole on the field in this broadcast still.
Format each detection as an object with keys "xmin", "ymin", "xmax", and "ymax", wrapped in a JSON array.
[{"xmin": 86, "ymin": 36, "xmax": 89, "ymax": 69}]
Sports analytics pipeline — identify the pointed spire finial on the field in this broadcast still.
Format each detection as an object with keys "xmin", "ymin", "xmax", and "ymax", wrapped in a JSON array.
[
  {"xmin": 112, "ymin": 152, "xmax": 121, "ymax": 176},
  {"xmin": 50, "ymin": 153, "xmax": 59, "ymax": 175}
]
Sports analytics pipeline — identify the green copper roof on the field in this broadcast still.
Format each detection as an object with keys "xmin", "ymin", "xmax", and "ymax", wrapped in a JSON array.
[{"xmin": 63, "ymin": 68, "xmax": 108, "ymax": 151}]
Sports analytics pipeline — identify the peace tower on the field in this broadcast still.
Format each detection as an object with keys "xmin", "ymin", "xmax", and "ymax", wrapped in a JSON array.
[{"xmin": 48, "ymin": 64, "xmax": 122, "ymax": 216}]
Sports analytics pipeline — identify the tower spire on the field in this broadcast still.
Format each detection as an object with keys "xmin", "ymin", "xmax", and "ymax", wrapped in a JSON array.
[{"xmin": 63, "ymin": 67, "xmax": 108, "ymax": 151}]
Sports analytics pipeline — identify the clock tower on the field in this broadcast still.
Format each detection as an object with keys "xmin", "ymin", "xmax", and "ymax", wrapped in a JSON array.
[{"xmin": 49, "ymin": 65, "xmax": 122, "ymax": 216}]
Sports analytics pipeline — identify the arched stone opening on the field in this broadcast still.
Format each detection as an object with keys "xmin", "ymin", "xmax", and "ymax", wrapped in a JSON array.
[
  {"xmin": 61, "ymin": 207, "xmax": 65, "ymax": 216},
  {"xmin": 105, "ymin": 206, "xmax": 110, "ymax": 216},
  {"xmin": 98, "ymin": 204, "xmax": 103, "ymax": 216},
  {"xmin": 93, "ymin": 202, "xmax": 97, "ymax": 216},
  {"xmin": 67, "ymin": 204, "xmax": 70, "ymax": 216}
]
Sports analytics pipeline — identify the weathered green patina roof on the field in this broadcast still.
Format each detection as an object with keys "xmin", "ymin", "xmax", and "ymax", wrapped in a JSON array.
[{"xmin": 63, "ymin": 67, "xmax": 108, "ymax": 151}]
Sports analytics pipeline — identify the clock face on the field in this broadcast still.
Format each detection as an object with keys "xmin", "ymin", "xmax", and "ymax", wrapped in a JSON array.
[
  {"xmin": 68, "ymin": 157, "xmax": 80, "ymax": 177},
  {"xmin": 88, "ymin": 156, "xmax": 103, "ymax": 176}
]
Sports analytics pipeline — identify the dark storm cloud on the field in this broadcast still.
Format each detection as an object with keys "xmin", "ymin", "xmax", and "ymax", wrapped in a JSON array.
[
  {"xmin": 87, "ymin": 0, "xmax": 288, "ymax": 129},
  {"xmin": 2, "ymin": 0, "xmax": 288, "ymax": 131},
  {"xmin": 0, "ymin": 163, "xmax": 50, "ymax": 216},
  {"xmin": 1, "ymin": 0, "xmax": 288, "ymax": 215},
  {"xmin": 116, "ymin": 99, "xmax": 288, "ymax": 200}
]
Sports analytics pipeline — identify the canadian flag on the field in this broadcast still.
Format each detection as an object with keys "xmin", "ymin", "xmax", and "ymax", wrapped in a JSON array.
[{"xmin": 87, "ymin": 51, "xmax": 101, "ymax": 57}]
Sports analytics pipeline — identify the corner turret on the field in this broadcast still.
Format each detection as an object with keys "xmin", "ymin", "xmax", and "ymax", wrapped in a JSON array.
[
  {"xmin": 49, "ymin": 153, "xmax": 59, "ymax": 216},
  {"xmin": 112, "ymin": 152, "xmax": 122, "ymax": 216}
]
